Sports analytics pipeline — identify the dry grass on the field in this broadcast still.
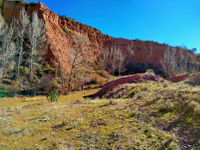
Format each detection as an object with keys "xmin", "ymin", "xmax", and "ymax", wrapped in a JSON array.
[{"xmin": 0, "ymin": 81, "xmax": 200, "ymax": 149}]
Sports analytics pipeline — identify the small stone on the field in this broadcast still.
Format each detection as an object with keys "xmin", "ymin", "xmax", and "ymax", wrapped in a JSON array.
[
  {"xmin": 39, "ymin": 119, "xmax": 47, "ymax": 122},
  {"xmin": 187, "ymin": 145, "xmax": 192, "ymax": 148},
  {"xmin": 0, "ymin": 117, "xmax": 6, "ymax": 120}
]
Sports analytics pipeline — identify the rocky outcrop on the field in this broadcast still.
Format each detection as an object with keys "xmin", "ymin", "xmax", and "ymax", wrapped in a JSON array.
[
  {"xmin": 104, "ymin": 38, "xmax": 196, "ymax": 67},
  {"xmin": 1, "ymin": 1, "xmax": 197, "ymax": 72}
]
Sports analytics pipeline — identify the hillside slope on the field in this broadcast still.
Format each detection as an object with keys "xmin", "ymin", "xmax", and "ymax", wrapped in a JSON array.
[
  {"xmin": 0, "ymin": 78, "xmax": 200, "ymax": 149},
  {"xmin": 1, "ymin": 1, "xmax": 197, "ymax": 72}
]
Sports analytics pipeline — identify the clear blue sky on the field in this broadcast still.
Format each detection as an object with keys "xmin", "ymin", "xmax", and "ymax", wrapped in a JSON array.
[{"xmin": 28, "ymin": 0, "xmax": 200, "ymax": 53}]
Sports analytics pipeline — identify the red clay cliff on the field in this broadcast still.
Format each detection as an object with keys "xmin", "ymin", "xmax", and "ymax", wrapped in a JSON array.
[{"xmin": 1, "ymin": 1, "xmax": 197, "ymax": 71}]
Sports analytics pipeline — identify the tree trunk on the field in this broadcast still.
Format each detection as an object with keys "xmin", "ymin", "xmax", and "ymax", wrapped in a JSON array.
[
  {"xmin": 67, "ymin": 52, "xmax": 78, "ymax": 92},
  {"xmin": 67, "ymin": 67, "xmax": 74, "ymax": 92},
  {"xmin": 29, "ymin": 47, "xmax": 34, "ymax": 81},
  {"xmin": 0, "ymin": 69, "xmax": 3, "ymax": 79},
  {"xmin": 0, "ymin": 59, "xmax": 6, "ymax": 80},
  {"xmin": 17, "ymin": 40, "xmax": 23, "ymax": 78}
]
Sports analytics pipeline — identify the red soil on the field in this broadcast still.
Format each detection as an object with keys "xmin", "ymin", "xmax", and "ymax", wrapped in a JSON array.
[
  {"xmin": 166, "ymin": 74, "xmax": 189, "ymax": 83},
  {"xmin": 86, "ymin": 73, "xmax": 160, "ymax": 98}
]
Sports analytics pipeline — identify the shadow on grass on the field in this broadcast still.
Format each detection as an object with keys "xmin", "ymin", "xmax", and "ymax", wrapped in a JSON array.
[
  {"xmin": 158, "ymin": 139, "xmax": 173, "ymax": 150},
  {"xmin": 166, "ymin": 109, "xmax": 200, "ymax": 148}
]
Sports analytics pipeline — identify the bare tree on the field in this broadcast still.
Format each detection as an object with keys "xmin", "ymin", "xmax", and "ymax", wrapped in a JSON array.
[
  {"xmin": 117, "ymin": 50, "xmax": 126, "ymax": 75},
  {"xmin": 177, "ymin": 48, "xmax": 197, "ymax": 73},
  {"xmin": 178, "ymin": 48, "xmax": 188, "ymax": 73},
  {"xmin": 111, "ymin": 46, "xmax": 118, "ymax": 75},
  {"xmin": 0, "ymin": 19, "xmax": 16, "ymax": 79},
  {"xmin": 161, "ymin": 45, "xmax": 198, "ymax": 76},
  {"xmin": 187, "ymin": 50, "xmax": 197, "ymax": 72},
  {"xmin": 127, "ymin": 41, "xmax": 134, "ymax": 57},
  {"xmin": 98, "ymin": 48, "xmax": 110, "ymax": 70},
  {"xmin": 15, "ymin": 8, "xmax": 30, "ymax": 78},
  {"xmin": 161, "ymin": 46, "xmax": 177, "ymax": 77},
  {"xmin": 99, "ymin": 46, "xmax": 116, "ymax": 74},
  {"xmin": 0, "ymin": 14, "xmax": 4, "ymax": 28},
  {"xmin": 57, "ymin": 48, "xmax": 68, "ymax": 94},
  {"xmin": 68, "ymin": 34, "xmax": 89, "ymax": 91},
  {"xmin": 147, "ymin": 43, "xmax": 153, "ymax": 68},
  {"xmin": 28, "ymin": 12, "xmax": 46, "ymax": 80},
  {"xmin": 99, "ymin": 45, "xmax": 127, "ymax": 75}
]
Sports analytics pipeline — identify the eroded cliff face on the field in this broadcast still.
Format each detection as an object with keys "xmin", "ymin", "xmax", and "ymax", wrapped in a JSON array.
[
  {"xmin": 2, "ymin": 1, "xmax": 113, "ymax": 70},
  {"xmin": 1, "ymin": 1, "xmax": 196, "ymax": 72}
]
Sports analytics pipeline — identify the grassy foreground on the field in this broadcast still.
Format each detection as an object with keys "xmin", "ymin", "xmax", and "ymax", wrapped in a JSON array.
[{"xmin": 0, "ymin": 81, "xmax": 200, "ymax": 149}]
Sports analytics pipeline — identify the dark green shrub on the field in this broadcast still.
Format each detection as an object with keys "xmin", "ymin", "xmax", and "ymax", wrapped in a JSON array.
[
  {"xmin": 0, "ymin": 87, "xmax": 6, "ymax": 97},
  {"xmin": 0, "ymin": 86, "xmax": 14, "ymax": 97},
  {"xmin": 36, "ymin": 66, "xmax": 43, "ymax": 77},
  {"xmin": 44, "ymin": 64, "xmax": 56, "ymax": 75},
  {"xmin": 46, "ymin": 91, "xmax": 60, "ymax": 102}
]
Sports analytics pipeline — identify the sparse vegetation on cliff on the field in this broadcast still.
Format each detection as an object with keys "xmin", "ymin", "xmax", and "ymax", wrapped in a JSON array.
[
  {"xmin": 57, "ymin": 14, "xmax": 75, "ymax": 22},
  {"xmin": 6, "ymin": 0, "xmax": 38, "ymax": 6},
  {"xmin": 63, "ymin": 27, "xmax": 73, "ymax": 36}
]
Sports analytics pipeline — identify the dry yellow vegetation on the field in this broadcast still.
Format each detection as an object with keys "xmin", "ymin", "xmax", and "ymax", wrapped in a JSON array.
[{"xmin": 0, "ymin": 81, "xmax": 200, "ymax": 149}]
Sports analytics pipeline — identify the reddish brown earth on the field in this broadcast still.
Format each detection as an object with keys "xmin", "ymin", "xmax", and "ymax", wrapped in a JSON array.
[
  {"xmin": 1, "ymin": 1, "xmax": 197, "ymax": 71},
  {"xmin": 85, "ymin": 73, "xmax": 160, "ymax": 98},
  {"xmin": 166, "ymin": 74, "xmax": 189, "ymax": 83}
]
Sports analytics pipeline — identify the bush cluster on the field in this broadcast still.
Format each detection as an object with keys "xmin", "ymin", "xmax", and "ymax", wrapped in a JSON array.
[
  {"xmin": 46, "ymin": 91, "xmax": 60, "ymax": 102},
  {"xmin": 1, "ymin": 62, "xmax": 62, "ymax": 96},
  {"xmin": 188, "ymin": 101, "xmax": 200, "ymax": 115},
  {"xmin": 14, "ymin": 0, "xmax": 37, "ymax": 5}
]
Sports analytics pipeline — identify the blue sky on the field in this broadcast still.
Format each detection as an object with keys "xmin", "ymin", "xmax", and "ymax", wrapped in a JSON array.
[{"xmin": 28, "ymin": 0, "xmax": 200, "ymax": 53}]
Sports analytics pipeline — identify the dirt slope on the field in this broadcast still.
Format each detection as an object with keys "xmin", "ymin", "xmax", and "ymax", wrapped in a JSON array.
[{"xmin": 86, "ymin": 73, "xmax": 160, "ymax": 98}]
